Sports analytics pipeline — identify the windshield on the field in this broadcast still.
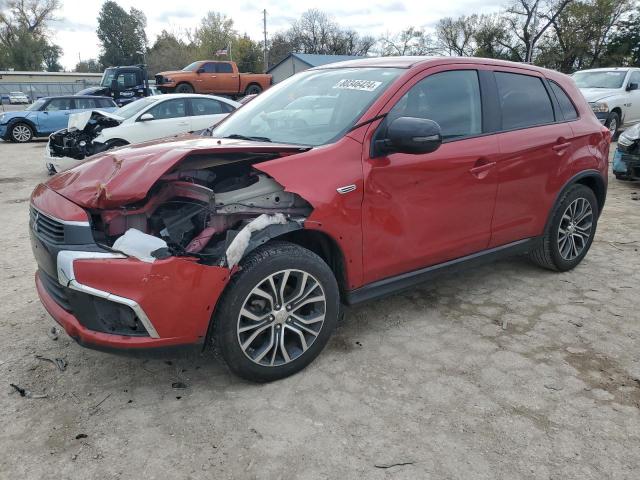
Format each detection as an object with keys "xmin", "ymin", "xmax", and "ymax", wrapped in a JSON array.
[
  {"xmin": 116, "ymin": 96, "xmax": 160, "ymax": 119},
  {"xmin": 26, "ymin": 98, "xmax": 46, "ymax": 111},
  {"xmin": 182, "ymin": 62, "xmax": 201, "ymax": 72},
  {"xmin": 573, "ymin": 71, "xmax": 627, "ymax": 89},
  {"xmin": 100, "ymin": 68, "xmax": 117, "ymax": 87},
  {"xmin": 213, "ymin": 67, "xmax": 402, "ymax": 146}
]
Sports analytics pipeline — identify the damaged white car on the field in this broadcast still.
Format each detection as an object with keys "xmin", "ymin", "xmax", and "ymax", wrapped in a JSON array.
[{"xmin": 44, "ymin": 94, "xmax": 240, "ymax": 173}]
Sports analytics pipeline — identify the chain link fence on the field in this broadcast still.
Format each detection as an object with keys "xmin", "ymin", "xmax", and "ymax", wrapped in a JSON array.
[{"xmin": 0, "ymin": 80, "xmax": 100, "ymax": 104}]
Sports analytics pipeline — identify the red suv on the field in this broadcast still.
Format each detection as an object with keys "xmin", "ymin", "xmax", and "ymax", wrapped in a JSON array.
[{"xmin": 30, "ymin": 57, "xmax": 610, "ymax": 381}]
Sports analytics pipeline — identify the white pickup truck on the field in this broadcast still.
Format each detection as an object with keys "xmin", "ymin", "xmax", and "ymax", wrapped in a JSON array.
[{"xmin": 573, "ymin": 67, "xmax": 640, "ymax": 135}]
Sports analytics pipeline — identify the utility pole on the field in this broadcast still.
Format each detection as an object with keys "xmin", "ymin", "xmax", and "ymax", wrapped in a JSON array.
[{"xmin": 263, "ymin": 9, "xmax": 268, "ymax": 72}]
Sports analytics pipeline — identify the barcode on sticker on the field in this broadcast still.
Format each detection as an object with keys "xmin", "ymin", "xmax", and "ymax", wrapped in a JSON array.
[{"xmin": 333, "ymin": 79, "xmax": 382, "ymax": 92}]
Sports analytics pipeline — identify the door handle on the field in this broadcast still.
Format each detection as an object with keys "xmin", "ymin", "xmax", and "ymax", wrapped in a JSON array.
[
  {"xmin": 552, "ymin": 142, "xmax": 571, "ymax": 152},
  {"xmin": 469, "ymin": 160, "xmax": 496, "ymax": 178},
  {"xmin": 210, "ymin": 75, "xmax": 217, "ymax": 78}
]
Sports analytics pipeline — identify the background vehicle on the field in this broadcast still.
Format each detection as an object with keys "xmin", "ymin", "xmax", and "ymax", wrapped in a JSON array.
[
  {"xmin": 76, "ymin": 65, "xmax": 150, "ymax": 106},
  {"xmin": 155, "ymin": 61, "xmax": 271, "ymax": 97},
  {"xmin": 46, "ymin": 94, "xmax": 240, "ymax": 173},
  {"xmin": 573, "ymin": 67, "xmax": 640, "ymax": 135},
  {"xmin": 30, "ymin": 57, "xmax": 609, "ymax": 382},
  {"xmin": 8, "ymin": 91, "xmax": 29, "ymax": 104},
  {"xmin": 0, "ymin": 96, "xmax": 117, "ymax": 143},
  {"xmin": 613, "ymin": 123, "xmax": 640, "ymax": 180}
]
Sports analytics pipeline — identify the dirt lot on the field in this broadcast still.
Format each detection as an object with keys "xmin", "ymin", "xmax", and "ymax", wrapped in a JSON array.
[{"xmin": 0, "ymin": 138, "xmax": 639, "ymax": 479}]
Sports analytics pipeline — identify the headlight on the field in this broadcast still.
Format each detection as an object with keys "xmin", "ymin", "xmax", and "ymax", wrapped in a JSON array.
[
  {"xmin": 0, "ymin": 114, "xmax": 5, "ymax": 124},
  {"xmin": 619, "ymin": 123, "xmax": 640, "ymax": 145},
  {"xmin": 590, "ymin": 102, "xmax": 609, "ymax": 113}
]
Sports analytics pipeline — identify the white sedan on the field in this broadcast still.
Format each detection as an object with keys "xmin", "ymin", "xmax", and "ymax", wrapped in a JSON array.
[
  {"xmin": 8, "ymin": 91, "xmax": 29, "ymax": 104},
  {"xmin": 45, "ymin": 94, "xmax": 240, "ymax": 173}
]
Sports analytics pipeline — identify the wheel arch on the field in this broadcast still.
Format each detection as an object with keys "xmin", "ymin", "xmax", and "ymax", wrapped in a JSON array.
[
  {"xmin": 545, "ymin": 170, "xmax": 606, "ymax": 231},
  {"xmin": 8, "ymin": 117, "xmax": 37, "ymax": 134}
]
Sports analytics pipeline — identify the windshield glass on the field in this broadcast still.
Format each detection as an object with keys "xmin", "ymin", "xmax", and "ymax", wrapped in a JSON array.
[
  {"xmin": 573, "ymin": 71, "xmax": 627, "ymax": 89},
  {"xmin": 26, "ymin": 98, "xmax": 46, "ymax": 111},
  {"xmin": 116, "ymin": 96, "xmax": 160, "ymax": 119},
  {"xmin": 101, "ymin": 68, "xmax": 117, "ymax": 87},
  {"xmin": 213, "ymin": 67, "xmax": 402, "ymax": 146},
  {"xmin": 182, "ymin": 62, "xmax": 201, "ymax": 72}
]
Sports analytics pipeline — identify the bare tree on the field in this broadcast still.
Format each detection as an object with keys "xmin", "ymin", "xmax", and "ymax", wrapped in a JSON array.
[
  {"xmin": 380, "ymin": 27, "xmax": 436, "ymax": 56},
  {"xmin": 505, "ymin": 0, "xmax": 573, "ymax": 62},
  {"xmin": 435, "ymin": 16, "xmax": 478, "ymax": 56}
]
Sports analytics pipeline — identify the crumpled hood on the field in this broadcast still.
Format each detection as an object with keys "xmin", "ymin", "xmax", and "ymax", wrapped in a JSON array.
[
  {"xmin": 579, "ymin": 88, "xmax": 622, "ymax": 103},
  {"xmin": 45, "ymin": 137, "xmax": 310, "ymax": 209},
  {"xmin": 68, "ymin": 109, "xmax": 124, "ymax": 131}
]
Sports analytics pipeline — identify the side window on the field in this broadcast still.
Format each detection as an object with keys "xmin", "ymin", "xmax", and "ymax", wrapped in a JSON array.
[
  {"xmin": 116, "ymin": 72, "xmax": 138, "ymax": 88},
  {"xmin": 629, "ymin": 71, "xmax": 640, "ymax": 86},
  {"xmin": 97, "ymin": 98, "xmax": 116, "ymax": 108},
  {"xmin": 75, "ymin": 98, "xmax": 98, "ymax": 109},
  {"xmin": 44, "ymin": 98, "xmax": 73, "ymax": 111},
  {"xmin": 549, "ymin": 81, "xmax": 578, "ymax": 121},
  {"xmin": 190, "ymin": 98, "xmax": 224, "ymax": 115},
  {"xmin": 495, "ymin": 72, "xmax": 555, "ymax": 130},
  {"xmin": 216, "ymin": 63, "xmax": 233, "ymax": 74},
  {"xmin": 387, "ymin": 70, "xmax": 482, "ymax": 140},
  {"xmin": 202, "ymin": 63, "xmax": 216, "ymax": 73},
  {"xmin": 147, "ymin": 99, "xmax": 187, "ymax": 120}
]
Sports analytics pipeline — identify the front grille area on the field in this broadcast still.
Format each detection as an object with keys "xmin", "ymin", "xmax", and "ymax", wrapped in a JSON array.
[
  {"xmin": 30, "ymin": 207, "xmax": 64, "ymax": 244},
  {"xmin": 39, "ymin": 269, "xmax": 72, "ymax": 312}
]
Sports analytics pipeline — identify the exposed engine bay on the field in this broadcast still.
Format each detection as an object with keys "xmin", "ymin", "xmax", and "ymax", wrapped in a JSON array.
[
  {"xmin": 90, "ymin": 158, "xmax": 312, "ymax": 267},
  {"xmin": 48, "ymin": 110, "xmax": 122, "ymax": 160}
]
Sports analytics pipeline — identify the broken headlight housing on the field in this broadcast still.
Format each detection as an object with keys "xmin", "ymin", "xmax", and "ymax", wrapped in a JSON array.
[{"xmin": 618, "ymin": 123, "xmax": 640, "ymax": 149}]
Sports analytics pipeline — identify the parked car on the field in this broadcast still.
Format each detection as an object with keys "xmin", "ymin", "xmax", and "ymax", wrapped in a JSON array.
[
  {"xmin": 612, "ymin": 123, "xmax": 640, "ymax": 180},
  {"xmin": 0, "ymin": 96, "xmax": 117, "ymax": 143},
  {"xmin": 30, "ymin": 57, "xmax": 609, "ymax": 382},
  {"xmin": 155, "ymin": 61, "xmax": 272, "ymax": 97},
  {"xmin": 573, "ymin": 67, "xmax": 640, "ymax": 134},
  {"xmin": 45, "ymin": 94, "xmax": 240, "ymax": 173},
  {"xmin": 8, "ymin": 91, "xmax": 29, "ymax": 104}
]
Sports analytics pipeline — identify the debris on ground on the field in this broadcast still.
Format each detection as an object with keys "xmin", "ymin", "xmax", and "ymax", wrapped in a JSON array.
[
  {"xmin": 9, "ymin": 383, "xmax": 48, "ymax": 399},
  {"xmin": 46, "ymin": 327, "xmax": 59, "ymax": 341},
  {"xmin": 172, "ymin": 382, "xmax": 188, "ymax": 390},
  {"xmin": 374, "ymin": 461, "xmax": 415, "ymax": 469},
  {"xmin": 35, "ymin": 355, "xmax": 67, "ymax": 372},
  {"xmin": 75, "ymin": 433, "xmax": 88, "ymax": 440}
]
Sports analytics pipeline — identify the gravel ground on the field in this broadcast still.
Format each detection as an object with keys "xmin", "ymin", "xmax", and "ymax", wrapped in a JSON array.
[{"xmin": 0, "ymin": 139, "xmax": 638, "ymax": 480}]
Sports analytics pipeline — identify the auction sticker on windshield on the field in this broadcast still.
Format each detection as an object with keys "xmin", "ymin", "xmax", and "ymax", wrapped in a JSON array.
[{"xmin": 333, "ymin": 79, "xmax": 382, "ymax": 92}]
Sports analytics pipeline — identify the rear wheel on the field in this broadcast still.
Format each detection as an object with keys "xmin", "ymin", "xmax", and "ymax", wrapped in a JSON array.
[
  {"xmin": 10, "ymin": 123, "xmax": 33, "ymax": 143},
  {"xmin": 176, "ymin": 83, "xmax": 194, "ymax": 94},
  {"xmin": 244, "ymin": 84, "xmax": 262, "ymax": 96},
  {"xmin": 529, "ymin": 184, "xmax": 598, "ymax": 271},
  {"xmin": 214, "ymin": 241, "xmax": 339, "ymax": 382}
]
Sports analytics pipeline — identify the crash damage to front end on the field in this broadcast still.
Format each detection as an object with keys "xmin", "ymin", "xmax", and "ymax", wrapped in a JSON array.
[
  {"xmin": 614, "ymin": 124, "xmax": 640, "ymax": 180},
  {"xmin": 45, "ymin": 110, "xmax": 123, "ymax": 174},
  {"xmin": 31, "ymin": 138, "xmax": 316, "ymax": 350}
]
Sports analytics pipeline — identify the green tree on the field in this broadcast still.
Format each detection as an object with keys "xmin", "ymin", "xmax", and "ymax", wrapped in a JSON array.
[
  {"xmin": 74, "ymin": 58, "xmax": 103, "ymax": 73},
  {"xmin": 194, "ymin": 12, "xmax": 236, "ymax": 59},
  {"xmin": 233, "ymin": 34, "xmax": 263, "ymax": 73},
  {"xmin": 96, "ymin": 1, "xmax": 147, "ymax": 67},
  {"xmin": 605, "ymin": 6, "xmax": 640, "ymax": 66},
  {"xmin": 147, "ymin": 30, "xmax": 198, "ymax": 75},
  {"xmin": 42, "ymin": 43, "xmax": 62, "ymax": 71}
]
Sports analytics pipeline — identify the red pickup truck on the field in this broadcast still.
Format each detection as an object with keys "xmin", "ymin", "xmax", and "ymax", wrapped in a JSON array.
[{"xmin": 155, "ymin": 61, "xmax": 272, "ymax": 97}]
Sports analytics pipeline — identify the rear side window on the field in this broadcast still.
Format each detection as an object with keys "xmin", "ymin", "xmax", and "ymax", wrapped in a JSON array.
[
  {"xmin": 147, "ymin": 99, "xmax": 187, "ymax": 120},
  {"xmin": 96, "ymin": 98, "xmax": 116, "ymax": 108},
  {"xmin": 74, "ymin": 98, "xmax": 97, "ymax": 109},
  {"xmin": 44, "ymin": 98, "xmax": 73, "ymax": 111},
  {"xmin": 549, "ymin": 81, "xmax": 578, "ymax": 121},
  {"xmin": 190, "ymin": 98, "xmax": 226, "ymax": 115},
  {"xmin": 495, "ymin": 72, "xmax": 554, "ymax": 130},
  {"xmin": 216, "ymin": 63, "xmax": 233, "ymax": 73},
  {"xmin": 388, "ymin": 70, "xmax": 482, "ymax": 140}
]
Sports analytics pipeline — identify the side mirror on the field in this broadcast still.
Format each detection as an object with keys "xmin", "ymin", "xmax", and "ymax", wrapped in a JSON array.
[
  {"xmin": 627, "ymin": 82, "xmax": 638, "ymax": 91},
  {"xmin": 138, "ymin": 113, "xmax": 154, "ymax": 122},
  {"xmin": 380, "ymin": 117, "xmax": 442, "ymax": 155}
]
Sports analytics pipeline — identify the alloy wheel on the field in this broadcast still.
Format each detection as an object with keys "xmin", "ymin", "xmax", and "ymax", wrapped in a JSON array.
[
  {"xmin": 237, "ymin": 269, "xmax": 326, "ymax": 367},
  {"xmin": 557, "ymin": 197, "xmax": 593, "ymax": 261},
  {"xmin": 608, "ymin": 117, "xmax": 618, "ymax": 136},
  {"xmin": 12, "ymin": 124, "xmax": 31, "ymax": 142}
]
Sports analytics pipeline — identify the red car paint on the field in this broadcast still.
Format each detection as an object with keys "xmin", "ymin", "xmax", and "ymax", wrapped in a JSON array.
[{"xmin": 31, "ymin": 56, "xmax": 609, "ymax": 350}]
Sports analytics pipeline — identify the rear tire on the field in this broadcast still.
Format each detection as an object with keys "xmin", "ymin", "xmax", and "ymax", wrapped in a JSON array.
[
  {"xmin": 10, "ymin": 123, "xmax": 33, "ymax": 143},
  {"xmin": 175, "ymin": 83, "xmax": 194, "ymax": 94},
  {"xmin": 529, "ymin": 184, "xmax": 598, "ymax": 272},
  {"xmin": 214, "ymin": 241, "xmax": 339, "ymax": 382},
  {"xmin": 244, "ymin": 84, "xmax": 262, "ymax": 95}
]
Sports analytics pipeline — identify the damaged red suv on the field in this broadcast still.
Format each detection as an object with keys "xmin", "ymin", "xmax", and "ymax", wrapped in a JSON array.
[{"xmin": 30, "ymin": 57, "xmax": 609, "ymax": 381}]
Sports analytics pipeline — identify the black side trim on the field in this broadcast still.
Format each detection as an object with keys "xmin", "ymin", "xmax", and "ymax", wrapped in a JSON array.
[
  {"xmin": 345, "ymin": 237, "xmax": 541, "ymax": 305},
  {"xmin": 545, "ymin": 170, "xmax": 607, "ymax": 230}
]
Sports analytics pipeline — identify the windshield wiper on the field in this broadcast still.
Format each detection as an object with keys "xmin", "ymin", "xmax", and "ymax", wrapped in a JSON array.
[{"xmin": 223, "ymin": 133, "xmax": 272, "ymax": 143}]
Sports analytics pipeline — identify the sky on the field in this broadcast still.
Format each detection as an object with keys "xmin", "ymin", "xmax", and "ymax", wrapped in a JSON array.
[{"xmin": 51, "ymin": 0, "xmax": 505, "ymax": 70}]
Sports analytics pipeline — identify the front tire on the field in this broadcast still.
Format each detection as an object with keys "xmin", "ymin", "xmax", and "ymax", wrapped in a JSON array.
[
  {"xmin": 529, "ymin": 184, "xmax": 598, "ymax": 272},
  {"xmin": 214, "ymin": 241, "xmax": 339, "ymax": 382},
  {"xmin": 605, "ymin": 111, "xmax": 620, "ymax": 137},
  {"xmin": 10, "ymin": 123, "xmax": 33, "ymax": 143},
  {"xmin": 175, "ymin": 83, "xmax": 194, "ymax": 94}
]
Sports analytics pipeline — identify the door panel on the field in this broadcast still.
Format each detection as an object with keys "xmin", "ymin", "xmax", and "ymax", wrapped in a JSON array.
[
  {"xmin": 214, "ymin": 63, "xmax": 238, "ymax": 94},
  {"xmin": 198, "ymin": 63, "xmax": 218, "ymax": 93},
  {"xmin": 626, "ymin": 71, "xmax": 640, "ymax": 124},
  {"xmin": 40, "ymin": 98, "xmax": 74, "ymax": 133},
  {"xmin": 361, "ymin": 68, "xmax": 498, "ymax": 284},
  {"xmin": 131, "ymin": 99, "xmax": 189, "ymax": 143},
  {"xmin": 491, "ymin": 123, "xmax": 574, "ymax": 246}
]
